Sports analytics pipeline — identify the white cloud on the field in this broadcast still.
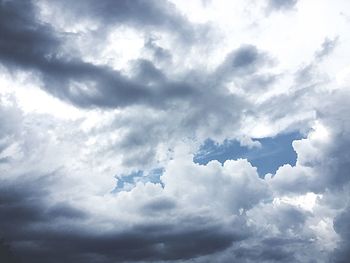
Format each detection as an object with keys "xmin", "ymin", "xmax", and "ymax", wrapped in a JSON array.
[{"xmin": 1, "ymin": 0, "xmax": 350, "ymax": 262}]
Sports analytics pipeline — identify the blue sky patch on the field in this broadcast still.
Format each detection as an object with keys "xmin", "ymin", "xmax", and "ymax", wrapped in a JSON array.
[
  {"xmin": 113, "ymin": 168, "xmax": 164, "ymax": 192},
  {"xmin": 193, "ymin": 132, "xmax": 304, "ymax": 176}
]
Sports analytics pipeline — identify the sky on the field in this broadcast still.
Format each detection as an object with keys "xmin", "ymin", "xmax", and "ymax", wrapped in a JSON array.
[{"xmin": 0, "ymin": 0, "xmax": 350, "ymax": 262}]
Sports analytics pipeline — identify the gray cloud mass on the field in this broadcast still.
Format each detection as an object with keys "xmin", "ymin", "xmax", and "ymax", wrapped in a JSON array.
[{"xmin": 1, "ymin": 0, "xmax": 350, "ymax": 262}]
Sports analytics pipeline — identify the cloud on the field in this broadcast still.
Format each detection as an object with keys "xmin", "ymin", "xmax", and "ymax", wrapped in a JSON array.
[
  {"xmin": 0, "ymin": 239, "xmax": 19, "ymax": 263},
  {"xmin": 333, "ymin": 203, "xmax": 350, "ymax": 263},
  {"xmin": 0, "ymin": 103, "xmax": 267, "ymax": 262},
  {"xmin": 268, "ymin": 0, "xmax": 298, "ymax": 11},
  {"xmin": 315, "ymin": 37, "xmax": 339, "ymax": 61},
  {"xmin": 0, "ymin": 0, "xmax": 199, "ymax": 109},
  {"xmin": 42, "ymin": 0, "xmax": 197, "ymax": 39},
  {"xmin": 216, "ymin": 44, "xmax": 272, "ymax": 79},
  {"xmin": 0, "ymin": 146, "xmax": 253, "ymax": 262},
  {"xmin": 1, "ymin": 0, "xmax": 350, "ymax": 262}
]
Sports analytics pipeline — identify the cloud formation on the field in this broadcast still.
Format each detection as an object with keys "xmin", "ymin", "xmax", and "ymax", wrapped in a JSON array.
[{"xmin": 1, "ymin": 0, "xmax": 350, "ymax": 262}]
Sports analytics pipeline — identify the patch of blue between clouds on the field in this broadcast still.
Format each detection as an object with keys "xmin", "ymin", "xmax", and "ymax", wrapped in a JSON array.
[
  {"xmin": 112, "ymin": 132, "xmax": 303, "ymax": 192},
  {"xmin": 112, "ymin": 168, "xmax": 164, "ymax": 192},
  {"xmin": 193, "ymin": 132, "xmax": 304, "ymax": 177}
]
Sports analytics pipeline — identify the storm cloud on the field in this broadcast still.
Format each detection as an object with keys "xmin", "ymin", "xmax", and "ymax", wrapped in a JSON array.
[{"xmin": 1, "ymin": 0, "xmax": 350, "ymax": 262}]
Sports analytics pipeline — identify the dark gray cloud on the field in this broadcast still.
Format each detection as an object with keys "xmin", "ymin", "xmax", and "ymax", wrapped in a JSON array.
[
  {"xmin": 14, "ymin": 223, "xmax": 239, "ymax": 263},
  {"xmin": 47, "ymin": 0, "xmax": 197, "ymax": 41},
  {"xmin": 0, "ymin": 0, "xmax": 259, "ymax": 162},
  {"xmin": 233, "ymin": 242, "xmax": 298, "ymax": 263},
  {"xmin": 268, "ymin": 0, "xmax": 298, "ymax": 10},
  {"xmin": 0, "ymin": 239, "xmax": 19, "ymax": 263},
  {"xmin": 0, "ymin": 171, "xmax": 247, "ymax": 263},
  {"xmin": 315, "ymin": 91, "xmax": 350, "ymax": 189},
  {"xmin": 141, "ymin": 197, "xmax": 177, "ymax": 214},
  {"xmin": 216, "ymin": 45, "xmax": 271, "ymax": 78},
  {"xmin": 0, "ymin": 0, "xmax": 198, "ymax": 109},
  {"xmin": 0, "ymin": 0, "xmax": 59, "ymax": 68},
  {"xmin": 333, "ymin": 204, "xmax": 350, "ymax": 263}
]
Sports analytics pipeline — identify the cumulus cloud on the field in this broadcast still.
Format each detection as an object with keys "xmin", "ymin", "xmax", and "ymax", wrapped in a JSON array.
[{"xmin": 1, "ymin": 0, "xmax": 350, "ymax": 262}]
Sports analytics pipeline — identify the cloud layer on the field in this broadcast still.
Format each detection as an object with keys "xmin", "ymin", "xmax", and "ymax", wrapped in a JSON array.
[{"xmin": 1, "ymin": 0, "xmax": 350, "ymax": 262}]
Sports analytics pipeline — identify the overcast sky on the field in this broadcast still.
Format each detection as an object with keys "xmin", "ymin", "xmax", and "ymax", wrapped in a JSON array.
[{"xmin": 1, "ymin": 0, "xmax": 350, "ymax": 262}]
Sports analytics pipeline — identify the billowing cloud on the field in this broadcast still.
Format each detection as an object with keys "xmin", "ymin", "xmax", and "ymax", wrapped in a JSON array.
[
  {"xmin": 1, "ymin": 0, "xmax": 350, "ymax": 262},
  {"xmin": 0, "ymin": 0, "xmax": 200, "ymax": 109}
]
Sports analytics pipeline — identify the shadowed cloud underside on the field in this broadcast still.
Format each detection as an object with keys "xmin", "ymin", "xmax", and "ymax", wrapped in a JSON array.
[{"xmin": 1, "ymin": 0, "xmax": 350, "ymax": 262}]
